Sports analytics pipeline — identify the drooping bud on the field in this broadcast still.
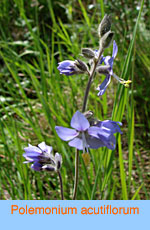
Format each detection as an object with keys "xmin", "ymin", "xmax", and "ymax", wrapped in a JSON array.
[
  {"xmin": 75, "ymin": 59, "xmax": 89, "ymax": 72},
  {"xmin": 100, "ymin": 31, "xmax": 114, "ymax": 49},
  {"xmin": 96, "ymin": 65, "xmax": 110, "ymax": 75},
  {"xmin": 81, "ymin": 48, "xmax": 95, "ymax": 59},
  {"xmin": 98, "ymin": 14, "xmax": 111, "ymax": 37}
]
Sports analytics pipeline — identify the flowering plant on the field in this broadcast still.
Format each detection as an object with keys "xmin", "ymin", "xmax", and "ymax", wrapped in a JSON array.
[{"xmin": 23, "ymin": 14, "xmax": 131, "ymax": 200}]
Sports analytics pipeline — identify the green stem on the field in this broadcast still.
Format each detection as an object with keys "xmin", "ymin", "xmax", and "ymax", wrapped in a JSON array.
[{"xmin": 57, "ymin": 170, "xmax": 64, "ymax": 200}]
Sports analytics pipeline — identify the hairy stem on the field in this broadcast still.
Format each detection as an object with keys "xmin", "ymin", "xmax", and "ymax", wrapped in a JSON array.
[
  {"xmin": 73, "ymin": 149, "xmax": 79, "ymax": 200},
  {"xmin": 82, "ymin": 46, "xmax": 104, "ymax": 113},
  {"xmin": 72, "ymin": 46, "xmax": 104, "ymax": 200},
  {"xmin": 57, "ymin": 170, "xmax": 64, "ymax": 200}
]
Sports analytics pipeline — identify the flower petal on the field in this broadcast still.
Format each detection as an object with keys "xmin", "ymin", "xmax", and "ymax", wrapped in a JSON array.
[
  {"xmin": 112, "ymin": 40, "xmax": 118, "ymax": 58},
  {"xmin": 97, "ymin": 129, "xmax": 112, "ymax": 142},
  {"xmin": 103, "ymin": 55, "xmax": 111, "ymax": 66},
  {"xmin": 104, "ymin": 56, "xmax": 114, "ymax": 71},
  {"xmin": 71, "ymin": 111, "xmax": 90, "ymax": 131},
  {"xmin": 87, "ymin": 131, "xmax": 116, "ymax": 150},
  {"xmin": 55, "ymin": 153, "xmax": 62, "ymax": 169},
  {"xmin": 55, "ymin": 126, "xmax": 79, "ymax": 141},
  {"xmin": 86, "ymin": 135, "xmax": 105, "ymax": 149},
  {"xmin": 97, "ymin": 75, "xmax": 111, "ymax": 96},
  {"xmin": 97, "ymin": 120, "xmax": 122, "ymax": 134},
  {"xmin": 89, "ymin": 125, "xmax": 116, "ymax": 145},
  {"xmin": 58, "ymin": 69, "xmax": 76, "ymax": 76},
  {"xmin": 23, "ymin": 152, "xmax": 41, "ymax": 159},
  {"xmin": 38, "ymin": 142, "xmax": 53, "ymax": 154},
  {"xmin": 23, "ymin": 157, "xmax": 34, "ymax": 163},
  {"xmin": 103, "ymin": 134, "xmax": 116, "ymax": 150},
  {"xmin": 23, "ymin": 153, "xmax": 40, "ymax": 161},
  {"xmin": 58, "ymin": 60, "xmax": 75, "ymax": 68},
  {"xmin": 88, "ymin": 126, "xmax": 103, "ymax": 138},
  {"xmin": 31, "ymin": 162, "xmax": 42, "ymax": 171},
  {"xmin": 68, "ymin": 137, "xmax": 84, "ymax": 150},
  {"xmin": 57, "ymin": 60, "xmax": 77, "ymax": 76},
  {"xmin": 24, "ymin": 145, "xmax": 42, "ymax": 154},
  {"xmin": 55, "ymin": 153, "xmax": 62, "ymax": 163}
]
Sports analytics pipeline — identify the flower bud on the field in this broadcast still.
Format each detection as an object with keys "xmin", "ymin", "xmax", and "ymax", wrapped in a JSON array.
[
  {"xmin": 83, "ymin": 111, "xmax": 99, "ymax": 126},
  {"xmin": 84, "ymin": 111, "xmax": 94, "ymax": 119},
  {"xmin": 81, "ymin": 48, "xmax": 95, "ymax": 59},
  {"xmin": 75, "ymin": 59, "xmax": 89, "ymax": 72},
  {"xmin": 98, "ymin": 14, "xmax": 111, "ymax": 37},
  {"xmin": 100, "ymin": 31, "xmax": 114, "ymax": 49},
  {"xmin": 96, "ymin": 65, "xmax": 110, "ymax": 75}
]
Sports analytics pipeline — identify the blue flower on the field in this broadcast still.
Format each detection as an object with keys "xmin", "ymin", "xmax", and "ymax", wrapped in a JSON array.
[
  {"xmin": 57, "ymin": 60, "xmax": 78, "ymax": 76},
  {"xmin": 57, "ymin": 59, "xmax": 88, "ymax": 76},
  {"xmin": 103, "ymin": 40, "xmax": 118, "ymax": 75},
  {"xmin": 91, "ymin": 119, "xmax": 122, "ymax": 150},
  {"xmin": 95, "ymin": 120, "xmax": 122, "ymax": 134},
  {"xmin": 23, "ymin": 142, "xmax": 62, "ymax": 171},
  {"xmin": 97, "ymin": 74, "xmax": 111, "ymax": 96},
  {"xmin": 97, "ymin": 40, "xmax": 131, "ymax": 96},
  {"xmin": 97, "ymin": 40, "xmax": 117, "ymax": 96},
  {"xmin": 55, "ymin": 111, "xmax": 122, "ymax": 151}
]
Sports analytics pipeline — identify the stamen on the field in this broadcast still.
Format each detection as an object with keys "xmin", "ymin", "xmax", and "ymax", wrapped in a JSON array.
[
  {"xmin": 82, "ymin": 153, "xmax": 91, "ymax": 166},
  {"xmin": 81, "ymin": 132, "xmax": 89, "ymax": 153},
  {"xmin": 112, "ymin": 73, "xmax": 132, "ymax": 87}
]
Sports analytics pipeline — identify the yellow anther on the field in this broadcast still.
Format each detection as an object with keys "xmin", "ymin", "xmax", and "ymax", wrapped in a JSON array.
[
  {"xmin": 126, "ymin": 80, "xmax": 132, "ymax": 83},
  {"xmin": 82, "ymin": 153, "xmax": 91, "ymax": 166},
  {"xmin": 120, "ymin": 79, "xmax": 132, "ymax": 87}
]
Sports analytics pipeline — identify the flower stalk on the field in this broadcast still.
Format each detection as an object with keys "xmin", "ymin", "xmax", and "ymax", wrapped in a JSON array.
[
  {"xmin": 23, "ymin": 14, "xmax": 126, "ymax": 201},
  {"xmin": 72, "ymin": 149, "xmax": 79, "ymax": 200},
  {"xmin": 57, "ymin": 170, "xmax": 64, "ymax": 200},
  {"xmin": 82, "ymin": 46, "xmax": 104, "ymax": 113},
  {"xmin": 55, "ymin": 14, "xmax": 125, "ymax": 201},
  {"xmin": 72, "ymin": 46, "xmax": 104, "ymax": 200}
]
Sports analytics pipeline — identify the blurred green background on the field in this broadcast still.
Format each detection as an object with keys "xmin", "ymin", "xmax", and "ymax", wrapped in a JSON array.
[{"xmin": 0, "ymin": 0, "xmax": 149, "ymax": 200}]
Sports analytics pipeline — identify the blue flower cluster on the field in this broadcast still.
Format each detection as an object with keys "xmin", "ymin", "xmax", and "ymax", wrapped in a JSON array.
[
  {"xmin": 22, "ymin": 14, "xmax": 131, "ymax": 201},
  {"xmin": 23, "ymin": 15, "xmax": 130, "ymax": 191}
]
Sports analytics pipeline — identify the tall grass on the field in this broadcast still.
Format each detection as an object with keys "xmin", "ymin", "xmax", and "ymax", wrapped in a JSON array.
[{"xmin": 0, "ymin": 0, "xmax": 149, "ymax": 200}]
